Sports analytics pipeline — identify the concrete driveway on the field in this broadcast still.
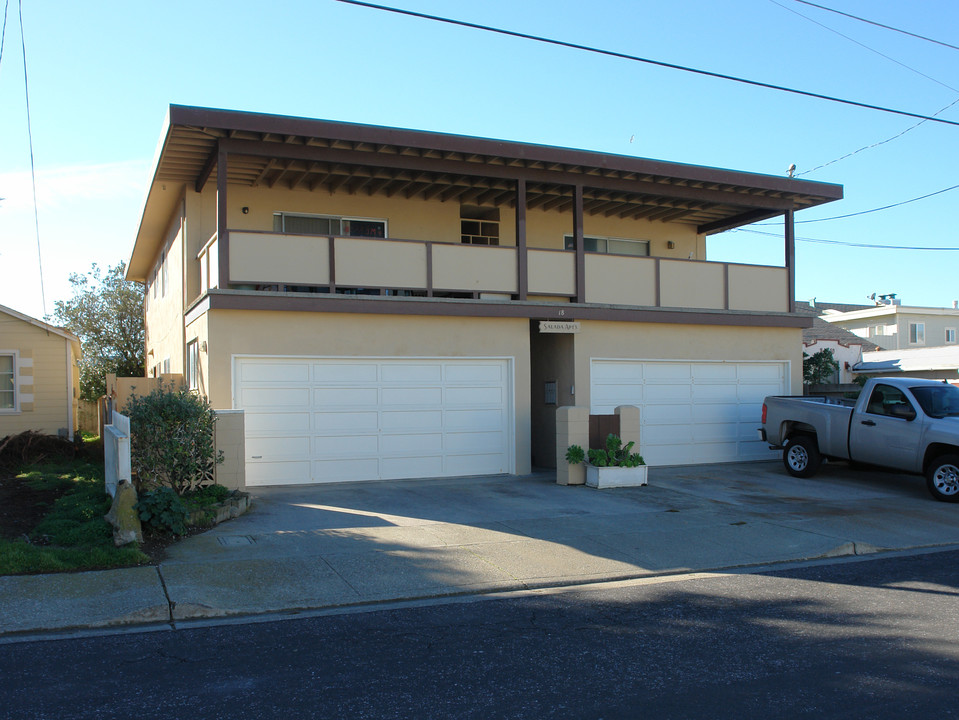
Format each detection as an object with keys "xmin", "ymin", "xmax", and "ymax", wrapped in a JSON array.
[{"xmin": 4, "ymin": 459, "xmax": 958, "ymax": 638}]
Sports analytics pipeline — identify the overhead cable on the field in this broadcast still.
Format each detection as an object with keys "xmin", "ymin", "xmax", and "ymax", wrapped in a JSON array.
[
  {"xmin": 791, "ymin": 0, "xmax": 959, "ymax": 53},
  {"xmin": 771, "ymin": 0, "xmax": 957, "ymax": 93},
  {"xmin": 759, "ymin": 183, "xmax": 959, "ymax": 224},
  {"xmin": 731, "ymin": 228, "xmax": 959, "ymax": 251},
  {"xmin": 19, "ymin": 0, "xmax": 45, "ymax": 314},
  {"xmin": 336, "ymin": 0, "xmax": 959, "ymax": 128}
]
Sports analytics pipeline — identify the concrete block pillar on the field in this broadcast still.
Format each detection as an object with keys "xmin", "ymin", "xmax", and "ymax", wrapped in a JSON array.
[
  {"xmin": 615, "ymin": 405, "xmax": 641, "ymax": 459},
  {"xmin": 214, "ymin": 409, "xmax": 246, "ymax": 490},
  {"xmin": 556, "ymin": 405, "xmax": 589, "ymax": 485}
]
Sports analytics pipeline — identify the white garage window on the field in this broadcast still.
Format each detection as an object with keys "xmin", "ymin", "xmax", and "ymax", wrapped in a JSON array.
[
  {"xmin": 234, "ymin": 357, "xmax": 513, "ymax": 486},
  {"xmin": 590, "ymin": 359, "xmax": 788, "ymax": 466}
]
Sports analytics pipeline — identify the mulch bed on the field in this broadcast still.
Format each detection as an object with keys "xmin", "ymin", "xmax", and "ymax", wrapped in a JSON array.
[{"xmin": 0, "ymin": 472, "xmax": 68, "ymax": 541}]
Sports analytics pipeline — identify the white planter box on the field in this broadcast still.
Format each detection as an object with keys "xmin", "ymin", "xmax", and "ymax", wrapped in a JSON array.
[{"xmin": 585, "ymin": 464, "xmax": 648, "ymax": 489}]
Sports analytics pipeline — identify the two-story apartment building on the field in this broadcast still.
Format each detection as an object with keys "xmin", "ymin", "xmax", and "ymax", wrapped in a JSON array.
[
  {"xmin": 127, "ymin": 106, "xmax": 842, "ymax": 486},
  {"xmin": 822, "ymin": 299, "xmax": 959, "ymax": 351}
]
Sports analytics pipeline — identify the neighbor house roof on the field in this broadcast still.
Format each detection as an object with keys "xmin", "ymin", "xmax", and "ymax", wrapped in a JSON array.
[
  {"xmin": 129, "ymin": 105, "xmax": 844, "ymax": 280},
  {"xmin": 854, "ymin": 346, "xmax": 959, "ymax": 374},
  {"xmin": 793, "ymin": 303, "xmax": 880, "ymax": 351},
  {"xmin": 0, "ymin": 303, "xmax": 81, "ymax": 356}
]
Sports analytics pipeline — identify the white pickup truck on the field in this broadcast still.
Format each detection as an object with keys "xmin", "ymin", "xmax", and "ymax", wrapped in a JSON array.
[{"xmin": 760, "ymin": 377, "xmax": 959, "ymax": 502}]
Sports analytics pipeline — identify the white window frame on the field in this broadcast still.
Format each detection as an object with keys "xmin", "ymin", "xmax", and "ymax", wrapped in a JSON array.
[
  {"xmin": 564, "ymin": 235, "xmax": 650, "ymax": 257},
  {"xmin": 947, "ymin": 328, "xmax": 957, "ymax": 344},
  {"xmin": 909, "ymin": 322, "xmax": 925, "ymax": 345},
  {"xmin": 186, "ymin": 340, "xmax": 199, "ymax": 391},
  {"xmin": 0, "ymin": 351, "xmax": 19, "ymax": 413},
  {"xmin": 273, "ymin": 212, "xmax": 388, "ymax": 238}
]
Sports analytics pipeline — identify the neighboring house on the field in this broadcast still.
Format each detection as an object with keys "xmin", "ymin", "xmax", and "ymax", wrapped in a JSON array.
[
  {"xmin": 794, "ymin": 302, "xmax": 879, "ymax": 384},
  {"xmin": 854, "ymin": 346, "xmax": 959, "ymax": 384},
  {"xmin": 126, "ymin": 105, "xmax": 842, "ymax": 486},
  {"xmin": 821, "ymin": 297, "xmax": 959, "ymax": 351},
  {"xmin": 0, "ymin": 304, "xmax": 81, "ymax": 440}
]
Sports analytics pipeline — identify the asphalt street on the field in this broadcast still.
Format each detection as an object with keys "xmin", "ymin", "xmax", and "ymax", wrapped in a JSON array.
[{"xmin": 2, "ymin": 549, "xmax": 958, "ymax": 719}]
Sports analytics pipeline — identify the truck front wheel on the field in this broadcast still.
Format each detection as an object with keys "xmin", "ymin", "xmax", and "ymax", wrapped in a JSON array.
[
  {"xmin": 783, "ymin": 435, "xmax": 821, "ymax": 478},
  {"xmin": 926, "ymin": 455, "xmax": 959, "ymax": 503}
]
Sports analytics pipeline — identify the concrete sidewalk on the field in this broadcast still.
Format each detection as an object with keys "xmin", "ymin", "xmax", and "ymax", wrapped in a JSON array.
[{"xmin": 5, "ymin": 461, "xmax": 959, "ymax": 639}]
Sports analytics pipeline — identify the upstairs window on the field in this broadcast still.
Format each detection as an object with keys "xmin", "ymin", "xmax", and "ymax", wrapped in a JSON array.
[
  {"xmin": 273, "ymin": 213, "xmax": 387, "ymax": 238},
  {"xmin": 909, "ymin": 322, "xmax": 925, "ymax": 345},
  {"xmin": 946, "ymin": 328, "xmax": 956, "ymax": 344},
  {"xmin": 564, "ymin": 235, "xmax": 650, "ymax": 257},
  {"xmin": 0, "ymin": 353, "xmax": 15, "ymax": 410},
  {"xmin": 460, "ymin": 206, "xmax": 500, "ymax": 246}
]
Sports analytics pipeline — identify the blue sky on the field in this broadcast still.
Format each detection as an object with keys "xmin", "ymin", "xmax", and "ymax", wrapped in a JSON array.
[{"xmin": 1, "ymin": 0, "xmax": 957, "ymax": 320}]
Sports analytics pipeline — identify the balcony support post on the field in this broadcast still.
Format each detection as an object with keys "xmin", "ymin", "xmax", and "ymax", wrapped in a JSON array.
[
  {"xmin": 216, "ymin": 143, "xmax": 230, "ymax": 288},
  {"xmin": 784, "ymin": 209, "xmax": 795, "ymax": 313},
  {"xmin": 516, "ymin": 179, "xmax": 528, "ymax": 300},
  {"xmin": 573, "ymin": 184, "xmax": 585, "ymax": 303}
]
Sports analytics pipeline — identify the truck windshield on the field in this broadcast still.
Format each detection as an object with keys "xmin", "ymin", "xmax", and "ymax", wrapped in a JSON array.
[{"xmin": 910, "ymin": 384, "xmax": 959, "ymax": 418}]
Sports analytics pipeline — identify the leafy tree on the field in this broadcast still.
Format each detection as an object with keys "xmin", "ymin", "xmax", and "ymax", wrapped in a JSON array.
[
  {"xmin": 50, "ymin": 262, "xmax": 144, "ymax": 401},
  {"xmin": 803, "ymin": 348, "xmax": 840, "ymax": 385}
]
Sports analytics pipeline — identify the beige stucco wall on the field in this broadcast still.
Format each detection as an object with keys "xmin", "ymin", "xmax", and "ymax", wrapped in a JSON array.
[
  {"xmin": 528, "ymin": 250, "xmax": 575, "ymax": 296},
  {"xmin": 659, "ymin": 260, "xmax": 725, "ymax": 310},
  {"xmin": 584, "ymin": 255, "xmax": 657, "ymax": 306},
  {"xmin": 230, "ymin": 232, "xmax": 331, "ymax": 286},
  {"xmin": 728, "ymin": 265, "xmax": 789, "ymax": 313},
  {"xmin": 213, "ymin": 409, "xmax": 246, "ymax": 490},
  {"xmin": 144, "ymin": 210, "xmax": 186, "ymax": 376},
  {"xmin": 0, "ymin": 314, "xmax": 77, "ymax": 438},
  {"xmin": 204, "ymin": 309, "xmax": 532, "ymax": 475},
  {"xmin": 571, "ymin": 321, "xmax": 802, "ymax": 406}
]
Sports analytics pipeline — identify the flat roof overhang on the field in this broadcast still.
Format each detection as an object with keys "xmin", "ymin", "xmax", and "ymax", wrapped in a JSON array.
[{"xmin": 129, "ymin": 105, "xmax": 844, "ymax": 280}]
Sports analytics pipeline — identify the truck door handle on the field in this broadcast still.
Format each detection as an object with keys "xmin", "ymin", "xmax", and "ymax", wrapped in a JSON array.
[{"xmin": 861, "ymin": 420, "xmax": 876, "ymax": 426}]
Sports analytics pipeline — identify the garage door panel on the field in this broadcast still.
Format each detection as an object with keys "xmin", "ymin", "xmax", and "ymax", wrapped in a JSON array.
[
  {"xmin": 646, "ymin": 384, "xmax": 692, "ymax": 403},
  {"xmin": 381, "ymin": 364, "xmax": 443, "ymax": 382},
  {"xmin": 446, "ymin": 453, "xmax": 507, "ymax": 476},
  {"xmin": 381, "ymin": 387, "xmax": 443, "ymax": 406},
  {"xmin": 379, "ymin": 433, "xmax": 444, "ymax": 453},
  {"xmin": 380, "ymin": 455, "xmax": 445, "ymax": 480},
  {"xmin": 246, "ymin": 436, "xmax": 312, "ymax": 458},
  {"xmin": 313, "ymin": 458, "xmax": 381, "ymax": 482},
  {"xmin": 247, "ymin": 461, "xmax": 312, "ymax": 487},
  {"xmin": 245, "ymin": 412, "xmax": 311, "ymax": 434},
  {"xmin": 240, "ymin": 361, "xmax": 310, "ymax": 383},
  {"xmin": 380, "ymin": 410, "xmax": 443, "ymax": 430},
  {"xmin": 314, "ymin": 411, "xmax": 379, "ymax": 431},
  {"xmin": 238, "ymin": 357, "xmax": 511, "ymax": 484},
  {"xmin": 313, "ymin": 387, "xmax": 379, "ymax": 406},
  {"xmin": 446, "ymin": 363, "xmax": 504, "ymax": 383},
  {"xmin": 313, "ymin": 363, "xmax": 378, "ymax": 382},
  {"xmin": 445, "ymin": 430, "xmax": 506, "ymax": 453},
  {"xmin": 240, "ymin": 387, "xmax": 310, "ymax": 408},
  {"xmin": 444, "ymin": 408, "xmax": 505, "ymax": 430},
  {"xmin": 591, "ymin": 359, "xmax": 785, "ymax": 466},
  {"xmin": 313, "ymin": 434, "xmax": 379, "ymax": 455}
]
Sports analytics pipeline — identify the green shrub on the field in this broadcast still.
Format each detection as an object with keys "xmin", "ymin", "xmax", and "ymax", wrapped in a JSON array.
[
  {"xmin": 135, "ymin": 487, "xmax": 189, "ymax": 536},
  {"xmin": 567, "ymin": 434, "xmax": 644, "ymax": 468},
  {"xmin": 125, "ymin": 386, "xmax": 223, "ymax": 495}
]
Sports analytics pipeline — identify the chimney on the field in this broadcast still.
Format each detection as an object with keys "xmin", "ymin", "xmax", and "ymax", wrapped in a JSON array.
[{"xmin": 954, "ymin": 300, "xmax": 958, "ymax": 310}]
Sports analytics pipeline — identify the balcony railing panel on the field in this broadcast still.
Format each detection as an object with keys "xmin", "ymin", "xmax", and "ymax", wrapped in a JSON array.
[
  {"xmin": 659, "ymin": 259, "xmax": 725, "ymax": 310},
  {"xmin": 230, "ymin": 231, "xmax": 329, "ymax": 286},
  {"xmin": 728, "ymin": 265, "xmax": 788, "ymax": 312},
  {"xmin": 335, "ymin": 237, "xmax": 427, "ymax": 289},
  {"xmin": 432, "ymin": 244, "xmax": 517, "ymax": 293},
  {"xmin": 529, "ymin": 249, "xmax": 575, "ymax": 296},
  {"xmin": 584, "ymin": 255, "xmax": 657, "ymax": 306}
]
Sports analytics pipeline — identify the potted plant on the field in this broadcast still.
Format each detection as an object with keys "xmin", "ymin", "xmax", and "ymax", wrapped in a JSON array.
[{"xmin": 566, "ymin": 434, "xmax": 647, "ymax": 489}]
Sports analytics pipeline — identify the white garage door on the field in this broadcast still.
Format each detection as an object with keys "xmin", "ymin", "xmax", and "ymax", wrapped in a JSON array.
[
  {"xmin": 590, "ymin": 360, "xmax": 787, "ymax": 466},
  {"xmin": 234, "ymin": 357, "xmax": 513, "ymax": 486}
]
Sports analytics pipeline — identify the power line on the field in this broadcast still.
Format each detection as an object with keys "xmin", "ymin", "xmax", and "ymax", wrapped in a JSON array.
[
  {"xmin": 337, "ymin": 0, "xmax": 959, "ymax": 128},
  {"xmin": 19, "ymin": 0, "xmax": 45, "ymax": 315},
  {"xmin": 758, "ymin": 183, "xmax": 959, "ymax": 224},
  {"xmin": 731, "ymin": 227, "xmax": 959, "ymax": 251},
  {"xmin": 0, "ymin": 0, "xmax": 9, "ymax": 73},
  {"xmin": 770, "ymin": 0, "xmax": 957, "ymax": 93},
  {"xmin": 796, "ymin": 96, "xmax": 959, "ymax": 177},
  {"xmin": 791, "ymin": 0, "xmax": 959, "ymax": 53}
]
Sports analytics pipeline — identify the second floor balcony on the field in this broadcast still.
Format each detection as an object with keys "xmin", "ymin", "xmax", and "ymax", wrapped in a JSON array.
[{"xmin": 197, "ymin": 230, "xmax": 791, "ymax": 316}]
